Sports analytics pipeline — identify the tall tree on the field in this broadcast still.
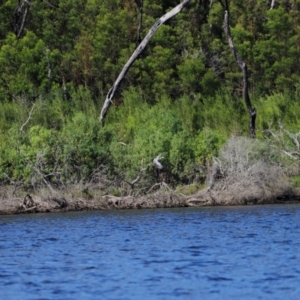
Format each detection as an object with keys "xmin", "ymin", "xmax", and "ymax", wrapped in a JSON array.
[{"xmin": 222, "ymin": 0, "xmax": 256, "ymax": 138}]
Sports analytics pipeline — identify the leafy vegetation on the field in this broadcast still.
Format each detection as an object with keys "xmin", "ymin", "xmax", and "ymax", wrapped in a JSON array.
[{"xmin": 1, "ymin": 0, "xmax": 300, "ymax": 194}]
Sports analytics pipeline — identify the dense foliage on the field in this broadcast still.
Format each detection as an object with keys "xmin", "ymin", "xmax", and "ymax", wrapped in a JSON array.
[{"xmin": 1, "ymin": 0, "xmax": 300, "ymax": 191}]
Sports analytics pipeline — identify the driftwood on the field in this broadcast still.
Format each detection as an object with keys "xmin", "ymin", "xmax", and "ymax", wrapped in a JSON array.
[
  {"xmin": 0, "ymin": 181, "xmax": 299, "ymax": 215},
  {"xmin": 53, "ymin": 197, "xmax": 68, "ymax": 208},
  {"xmin": 223, "ymin": 7, "xmax": 256, "ymax": 138},
  {"xmin": 105, "ymin": 191, "xmax": 185, "ymax": 209},
  {"xmin": 99, "ymin": 0, "xmax": 191, "ymax": 121},
  {"xmin": 23, "ymin": 194, "xmax": 35, "ymax": 208}
]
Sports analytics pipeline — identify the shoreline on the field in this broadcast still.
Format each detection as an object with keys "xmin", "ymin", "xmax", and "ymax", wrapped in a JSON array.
[{"xmin": 1, "ymin": 186, "xmax": 300, "ymax": 216}]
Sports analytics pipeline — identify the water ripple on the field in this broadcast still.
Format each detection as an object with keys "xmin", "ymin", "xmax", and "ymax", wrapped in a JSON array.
[{"xmin": 0, "ymin": 204, "xmax": 300, "ymax": 299}]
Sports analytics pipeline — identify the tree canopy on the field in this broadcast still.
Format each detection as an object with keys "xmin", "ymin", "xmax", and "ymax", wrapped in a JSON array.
[
  {"xmin": 1, "ymin": 0, "xmax": 300, "ymax": 103},
  {"xmin": 1, "ymin": 0, "xmax": 300, "ymax": 191}
]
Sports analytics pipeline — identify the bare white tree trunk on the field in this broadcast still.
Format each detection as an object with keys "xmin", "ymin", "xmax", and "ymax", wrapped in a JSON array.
[
  {"xmin": 99, "ymin": 0, "xmax": 190, "ymax": 121},
  {"xmin": 270, "ymin": 0, "xmax": 276, "ymax": 9}
]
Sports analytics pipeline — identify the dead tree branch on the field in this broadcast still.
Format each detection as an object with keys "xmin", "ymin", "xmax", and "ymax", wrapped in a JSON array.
[
  {"xmin": 264, "ymin": 125, "xmax": 300, "ymax": 160},
  {"xmin": 33, "ymin": 165, "xmax": 56, "ymax": 194},
  {"xmin": 99, "ymin": 0, "xmax": 190, "ymax": 121},
  {"xmin": 3, "ymin": 173, "xmax": 22, "ymax": 196},
  {"xmin": 30, "ymin": 152, "xmax": 62, "ymax": 193},
  {"xmin": 123, "ymin": 167, "xmax": 147, "ymax": 191},
  {"xmin": 20, "ymin": 103, "xmax": 35, "ymax": 132},
  {"xmin": 207, "ymin": 161, "xmax": 220, "ymax": 191},
  {"xmin": 146, "ymin": 182, "xmax": 171, "ymax": 194}
]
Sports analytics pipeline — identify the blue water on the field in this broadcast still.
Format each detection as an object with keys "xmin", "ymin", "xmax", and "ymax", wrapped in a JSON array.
[{"xmin": 1, "ymin": 204, "xmax": 300, "ymax": 299}]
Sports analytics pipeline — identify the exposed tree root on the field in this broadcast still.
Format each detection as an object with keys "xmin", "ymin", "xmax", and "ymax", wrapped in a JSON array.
[{"xmin": 0, "ymin": 185, "xmax": 299, "ymax": 216}]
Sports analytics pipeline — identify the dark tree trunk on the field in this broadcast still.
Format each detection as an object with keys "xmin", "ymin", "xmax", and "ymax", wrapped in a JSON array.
[
  {"xmin": 14, "ymin": 0, "xmax": 32, "ymax": 39},
  {"xmin": 223, "ymin": 9, "xmax": 256, "ymax": 138},
  {"xmin": 135, "ymin": 0, "xmax": 143, "ymax": 46}
]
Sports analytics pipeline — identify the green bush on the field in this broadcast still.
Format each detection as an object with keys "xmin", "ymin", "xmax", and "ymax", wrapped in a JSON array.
[
  {"xmin": 194, "ymin": 128, "xmax": 226, "ymax": 165},
  {"xmin": 62, "ymin": 112, "xmax": 113, "ymax": 183}
]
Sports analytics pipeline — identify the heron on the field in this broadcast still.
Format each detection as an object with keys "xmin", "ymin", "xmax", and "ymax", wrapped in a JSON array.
[{"xmin": 153, "ymin": 155, "xmax": 164, "ymax": 169}]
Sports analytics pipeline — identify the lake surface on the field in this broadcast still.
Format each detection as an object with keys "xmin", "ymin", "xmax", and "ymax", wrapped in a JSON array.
[{"xmin": 1, "ymin": 204, "xmax": 300, "ymax": 299}]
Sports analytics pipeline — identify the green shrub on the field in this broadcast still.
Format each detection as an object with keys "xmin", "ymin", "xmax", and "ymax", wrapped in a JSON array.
[
  {"xmin": 194, "ymin": 128, "xmax": 226, "ymax": 165},
  {"xmin": 62, "ymin": 112, "xmax": 113, "ymax": 183}
]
